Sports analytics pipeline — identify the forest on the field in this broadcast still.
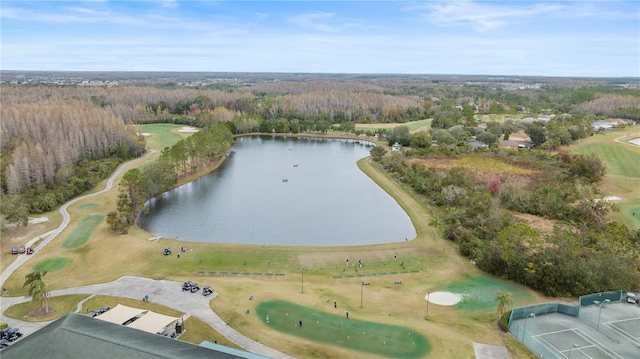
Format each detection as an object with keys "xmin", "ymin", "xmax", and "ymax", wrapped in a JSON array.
[{"xmin": 1, "ymin": 72, "xmax": 639, "ymax": 296}]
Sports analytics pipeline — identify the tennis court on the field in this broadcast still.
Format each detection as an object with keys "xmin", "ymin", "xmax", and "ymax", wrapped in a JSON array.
[
  {"xmin": 534, "ymin": 328, "xmax": 623, "ymax": 359},
  {"xmin": 605, "ymin": 317, "xmax": 640, "ymax": 345},
  {"xmin": 510, "ymin": 300, "xmax": 640, "ymax": 359}
]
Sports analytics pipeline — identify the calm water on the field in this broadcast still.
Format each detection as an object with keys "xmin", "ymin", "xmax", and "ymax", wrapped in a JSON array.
[{"xmin": 137, "ymin": 136, "xmax": 416, "ymax": 246}]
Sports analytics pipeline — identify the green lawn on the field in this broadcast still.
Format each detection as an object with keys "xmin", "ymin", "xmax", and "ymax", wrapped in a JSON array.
[
  {"xmin": 33, "ymin": 257, "xmax": 72, "ymax": 272},
  {"xmin": 572, "ymin": 143, "xmax": 640, "ymax": 178},
  {"xmin": 256, "ymin": 300, "xmax": 429, "ymax": 359},
  {"xmin": 444, "ymin": 275, "xmax": 535, "ymax": 311},
  {"xmin": 140, "ymin": 123, "xmax": 190, "ymax": 150},
  {"xmin": 61, "ymin": 215, "xmax": 103, "ymax": 248},
  {"xmin": 3, "ymin": 294, "xmax": 88, "ymax": 322}
]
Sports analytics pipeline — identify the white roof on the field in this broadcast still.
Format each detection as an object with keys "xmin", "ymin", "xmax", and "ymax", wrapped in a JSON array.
[
  {"xmin": 94, "ymin": 304, "xmax": 145, "ymax": 325},
  {"xmin": 126, "ymin": 311, "xmax": 179, "ymax": 334}
]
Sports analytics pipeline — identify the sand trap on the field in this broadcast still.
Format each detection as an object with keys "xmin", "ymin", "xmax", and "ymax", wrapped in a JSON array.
[
  {"xmin": 425, "ymin": 291, "xmax": 462, "ymax": 306},
  {"xmin": 28, "ymin": 217, "xmax": 49, "ymax": 224},
  {"xmin": 178, "ymin": 126, "xmax": 199, "ymax": 133}
]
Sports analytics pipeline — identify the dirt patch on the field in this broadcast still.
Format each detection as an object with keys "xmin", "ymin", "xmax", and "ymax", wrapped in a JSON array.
[
  {"xmin": 26, "ymin": 306, "xmax": 56, "ymax": 317},
  {"xmin": 511, "ymin": 212, "xmax": 557, "ymax": 237}
]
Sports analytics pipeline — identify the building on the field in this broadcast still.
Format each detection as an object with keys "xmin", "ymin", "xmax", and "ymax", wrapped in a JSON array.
[{"xmin": 1, "ymin": 313, "xmax": 268, "ymax": 359}]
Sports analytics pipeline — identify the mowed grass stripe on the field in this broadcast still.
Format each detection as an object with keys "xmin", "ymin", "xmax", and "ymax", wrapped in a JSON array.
[
  {"xmin": 256, "ymin": 300, "xmax": 429, "ymax": 359},
  {"xmin": 61, "ymin": 215, "xmax": 103, "ymax": 248}
]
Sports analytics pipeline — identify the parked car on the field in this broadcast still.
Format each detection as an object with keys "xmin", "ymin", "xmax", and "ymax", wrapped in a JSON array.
[
  {"xmin": 202, "ymin": 285, "xmax": 213, "ymax": 296},
  {"xmin": 10, "ymin": 247, "xmax": 18, "ymax": 255},
  {"xmin": 18, "ymin": 245, "xmax": 26, "ymax": 254},
  {"xmin": 4, "ymin": 328, "xmax": 22, "ymax": 342},
  {"xmin": 26, "ymin": 247, "xmax": 34, "ymax": 255},
  {"xmin": 189, "ymin": 282, "xmax": 200, "ymax": 293},
  {"xmin": 88, "ymin": 306, "xmax": 111, "ymax": 317},
  {"xmin": 0, "ymin": 339, "xmax": 10, "ymax": 349},
  {"xmin": 182, "ymin": 281, "xmax": 194, "ymax": 292}
]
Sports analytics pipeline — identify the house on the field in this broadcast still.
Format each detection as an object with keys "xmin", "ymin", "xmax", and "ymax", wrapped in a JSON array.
[{"xmin": 391, "ymin": 142, "xmax": 402, "ymax": 151}]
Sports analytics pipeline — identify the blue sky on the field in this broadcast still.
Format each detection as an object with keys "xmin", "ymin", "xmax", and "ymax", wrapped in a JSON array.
[{"xmin": 1, "ymin": 1, "xmax": 638, "ymax": 77}]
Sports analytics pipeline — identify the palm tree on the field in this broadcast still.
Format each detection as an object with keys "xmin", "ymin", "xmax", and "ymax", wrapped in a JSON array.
[
  {"xmin": 495, "ymin": 291, "xmax": 513, "ymax": 318},
  {"xmin": 23, "ymin": 271, "xmax": 50, "ymax": 313}
]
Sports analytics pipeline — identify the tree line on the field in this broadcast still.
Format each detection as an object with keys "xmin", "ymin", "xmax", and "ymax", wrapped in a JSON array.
[
  {"xmin": 373, "ymin": 148, "xmax": 639, "ymax": 296},
  {"xmin": 106, "ymin": 123, "xmax": 233, "ymax": 234}
]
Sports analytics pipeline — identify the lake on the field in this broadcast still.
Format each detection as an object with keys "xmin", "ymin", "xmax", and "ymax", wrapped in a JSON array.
[{"xmin": 137, "ymin": 135, "xmax": 416, "ymax": 246}]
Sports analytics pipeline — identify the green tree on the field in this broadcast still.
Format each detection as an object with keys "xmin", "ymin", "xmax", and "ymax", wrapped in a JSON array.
[
  {"xmin": 476, "ymin": 131, "xmax": 498, "ymax": 146},
  {"xmin": 370, "ymin": 146, "xmax": 387, "ymax": 161},
  {"xmin": 23, "ymin": 271, "xmax": 50, "ymax": 313},
  {"xmin": 495, "ymin": 291, "xmax": 513, "ymax": 318},
  {"xmin": 386, "ymin": 126, "xmax": 411, "ymax": 146},
  {"xmin": 409, "ymin": 131, "xmax": 432, "ymax": 149}
]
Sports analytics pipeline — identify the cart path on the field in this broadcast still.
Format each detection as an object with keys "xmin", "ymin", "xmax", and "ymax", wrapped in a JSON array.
[{"xmin": 0, "ymin": 148, "xmax": 296, "ymax": 359}]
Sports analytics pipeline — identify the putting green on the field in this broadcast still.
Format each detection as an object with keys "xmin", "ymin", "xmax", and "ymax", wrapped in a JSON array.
[
  {"xmin": 444, "ymin": 275, "xmax": 534, "ymax": 311},
  {"xmin": 61, "ymin": 215, "xmax": 103, "ymax": 248},
  {"xmin": 33, "ymin": 257, "xmax": 71, "ymax": 272},
  {"xmin": 256, "ymin": 300, "xmax": 429, "ymax": 358}
]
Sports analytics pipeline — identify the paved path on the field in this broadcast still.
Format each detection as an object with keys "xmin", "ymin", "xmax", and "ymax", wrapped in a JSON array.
[
  {"xmin": 0, "ymin": 148, "xmax": 296, "ymax": 359},
  {"xmin": 1, "ymin": 276, "xmax": 295, "ymax": 359},
  {"xmin": 0, "ymin": 149, "xmax": 155, "ymax": 289}
]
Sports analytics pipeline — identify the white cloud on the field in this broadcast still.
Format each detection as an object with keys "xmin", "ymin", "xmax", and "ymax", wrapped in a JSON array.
[
  {"xmin": 410, "ymin": 0, "xmax": 565, "ymax": 31},
  {"xmin": 289, "ymin": 12, "xmax": 340, "ymax": 32},
  {"xmin": 160, "ymin": 0, "xmax": 179, "ymax": 9}
]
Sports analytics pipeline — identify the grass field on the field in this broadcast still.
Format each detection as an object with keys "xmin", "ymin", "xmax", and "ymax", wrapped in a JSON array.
[
  {"xmin": 256, "ymin": 300, "xmax": 429, "ymax": 359},
  {"xmin": 33, "ymin": 257, "xmax": 71, "ymax": 272},
  {"xmin": 140, "ymin": 123, "xmax": 191, "ymax": 150},
  {"xmin": 1, "ymin": 126, "xmax": 545, "ymax": 359},
  {"xmin": 61, "ymin": 215, "xmax": 103, "ymax": 248},
  {"xmin": 3, "ymin": 294, "xmax": 88, "ymax": 322},
  {"xmin": 570, "ymin": 127, "xmax": 640, "ymax": 229},
  {"xmin": 356, "ymin": 119, "xmax": 432, "ymax": 133}
]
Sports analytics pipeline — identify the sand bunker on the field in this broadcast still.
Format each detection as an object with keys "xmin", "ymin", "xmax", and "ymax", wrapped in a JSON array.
[
  {"xmin": 425, "ymin": 291, "xmax": 462, "ymax": 306},
  {"xmin": 178, "ymin": 126, "xmax": 199, "ymax": 133}
]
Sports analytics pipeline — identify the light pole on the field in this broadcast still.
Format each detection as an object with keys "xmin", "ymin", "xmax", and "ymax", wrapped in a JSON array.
[
  {"xmin": 360, "ymin": 281, "xmax": 364, "ymax": 308},
  {"xmin": 568, "ymin": 343, "xmax": 580, "ymax": 358},
  {"xmin": 522, "ymin": 313, "xmax": 535, "ymax": 341},
  {"xmin": 425, "ymin": 292, "xmax": 430, "ymax": 320},
  {"xmin": 593, "ymin": 299, "xmax": 610, "ymax": 329}
]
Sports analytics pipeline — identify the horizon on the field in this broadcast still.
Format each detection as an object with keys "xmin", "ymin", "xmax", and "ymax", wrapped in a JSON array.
[{"xmin": 2, "ymin": 1, "xmax": 638, "ymax": 77}]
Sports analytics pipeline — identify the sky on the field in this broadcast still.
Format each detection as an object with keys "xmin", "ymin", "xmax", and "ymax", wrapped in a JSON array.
[{"xmin": 1, "ymin": 0, "xmax": 639, "ymax": 77}]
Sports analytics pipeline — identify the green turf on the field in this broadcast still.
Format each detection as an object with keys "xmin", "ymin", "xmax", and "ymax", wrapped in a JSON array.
[
  {"xmin": 78, "ymin": 203, "xmax": 98, "ymax": 209},
  {"xmin": 140, "ymin": 123, "xmax": 188, "ymax": 149},
  {"xmin": 33, "ymin": 257, "xmax": 71, "ymax": 272},
  {"xmin": 619, "ymin": 199, "xmax": 640, "ymax": 230},
  {"xmin": 571, "ymin": 143, "xmax": 640, "ymax": 178},
  {"xmin": 444, "ymin": 275, "xmax": 535, "ymax": 311},
  {"xmin": 256, "ymin": 300, "xmax": 429, "ymax": 358},
  {"xmin": 61, "ymin": 215, "xmax": 103, "ymax": 248}
]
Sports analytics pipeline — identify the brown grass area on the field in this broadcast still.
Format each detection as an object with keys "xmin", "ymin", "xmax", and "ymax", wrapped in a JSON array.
[{"xmin": 406, "ymin": 157, "xmax": 540, "ymax": 191}]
